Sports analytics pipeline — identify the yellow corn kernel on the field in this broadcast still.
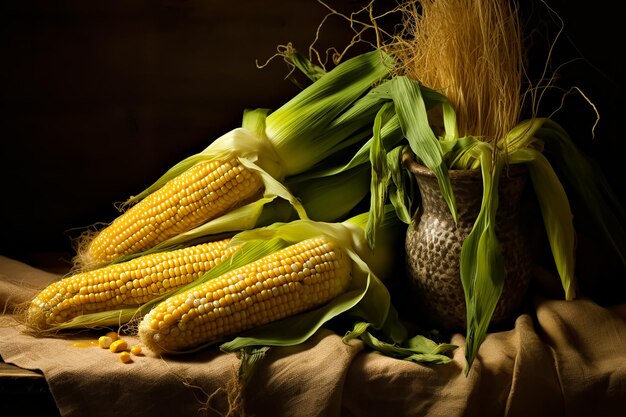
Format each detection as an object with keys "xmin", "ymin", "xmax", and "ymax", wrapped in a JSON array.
[
  {"xmin": 139, "ymin": 237, "xmax": 352, "ymax": 354},
  {"xmin": 105, "ymin": 331, "xmax": 119, "ymax": 341},
  {"xmin": 26, "ymin": 239, "xmax": 238, "ymax": 331},
  {"xmin": 98, "ymin": 335, "xmax": 113, "ymax": 349},
  {"xmin": 109, "ymin": 339, "xmax": 128, "ymax": 353},
  {"xmin": 119, "ymin": 351, "xmax": 132, "ymax": 363},
  {"xmin": 130, "ymin": 345, "xmax": 142, "ymax": 356},
  {"xmin": 83, "ymin": 158, "xmax": 263, "ymax": 266}
]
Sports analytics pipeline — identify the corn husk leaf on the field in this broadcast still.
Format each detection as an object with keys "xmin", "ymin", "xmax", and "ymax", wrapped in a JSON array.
[
  {"xmin": 502, "ymin": 118, "xmax": 545, "ymax": 154},
  {"xmin": 284, "ymin": 49, "xmax": 327, "ymax": 83},
  {"xmin": 285, "ymin": 107, "xmax": 402, "ymax": 182},
  {"xmin": 344, "ymin": 205, "xmax": 406, "ymax": 282},
  {"xmin": 266, "ymin": 50, "xmax": 394, "ymax": 176},
  {"xmin": 47, "ymin": 307, "xmax": 139, "ymax": 331},
  {"xmin": 444, "ymin": 136, "xmax": 484, "ymax": 169},
  {"xmin": 286, "ymin": 164, "xmax": 372, "ymax": 222}
]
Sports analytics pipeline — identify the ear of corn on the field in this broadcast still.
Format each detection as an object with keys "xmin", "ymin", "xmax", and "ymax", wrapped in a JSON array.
[
  {"xmin": 82, "ymin": 159, "xmax": 261, "ymax": 268},
  {"xmin": 140, "ymin": 208, "xmax": 405, "ymax": 355},
  {"xmin": 77, "ymin": 51, "xmax": 393, "ymax": 269},
  {"xmin": 216, "ymin": 209, "xmax": 453, "ymax": 363},
  {"xmin": 138, "ymin": 236, "xmax": 352, "ymax": 354},
  {"xmin": 27, "ymin": 238, "xmax": 238, "ymax": 332}
]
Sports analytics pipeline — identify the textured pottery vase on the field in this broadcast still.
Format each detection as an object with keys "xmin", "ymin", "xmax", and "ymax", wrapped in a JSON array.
[{"xmin": 404, "ymin": 152, "xmax": 532, "ymax": 331}]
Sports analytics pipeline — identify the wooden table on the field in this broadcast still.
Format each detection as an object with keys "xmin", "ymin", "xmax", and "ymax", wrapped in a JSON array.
[{"xmin": 0, "ymin": 361, "xmax": 60, "ymax": 417}]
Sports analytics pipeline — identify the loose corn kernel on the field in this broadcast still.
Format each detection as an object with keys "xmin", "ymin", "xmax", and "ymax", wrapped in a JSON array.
[
  {"xmin": 109, "ymin": 339, "xmax": 128, "ymax": 353},
  {"xmin": 26, "ymin": 239, "xmax": 238, "ymax": 331},
  {"xmin": 105, "ymin": 331, "xmax": 119, "ymax": 341},
  {"xmin": 139, "ymin": 237, "xmax": 352, "ymax": 354},
  {"xmin": 98, "ymin": 336, "xmax": 113, "ymax": 349},
  {"xmin": 119, "ymin": 351, "xmax": 132, "ymax": 363},
  {"xmin": 84, "ymin": 159, "xmax": 263, "ymax": 266},
  {"xmin": 130, "ymin": 345, "xmax": 142, "ymax": 356}
]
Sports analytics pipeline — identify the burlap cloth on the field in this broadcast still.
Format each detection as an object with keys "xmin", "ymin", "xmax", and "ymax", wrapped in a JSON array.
[{"xmin": 1, "ymin": 254, "xmax": 625, "ymax": 417}]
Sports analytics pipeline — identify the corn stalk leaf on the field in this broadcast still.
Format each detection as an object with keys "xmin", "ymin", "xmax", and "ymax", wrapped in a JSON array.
[
  {"xmin": 387, "ymin": 145, "xmax": 414, "ymax": 225},
  {"xmin": 460, "ymin": 148, "xmax": 505, "ymax": 374},
  {"xmin": 366, "ymin": 102, "xmax": 395, "ymax": 247},
  {"xmin": 343, "ymin": 322, "xmax": 456, "ymax": 364},
  {"xmin": 390, "ymin": 76, "xmax": 457, "ymax": 223},
  {"xmin": 509, "ymin": 148, "xmax": 576, "ymax": 300},
  {"xmin": 534, "ymin": 118, "xmax": 626, "ymax": 265},
  {"xmin": 445, "ymin": 137, "xmax": 488, "ymax": 170}
]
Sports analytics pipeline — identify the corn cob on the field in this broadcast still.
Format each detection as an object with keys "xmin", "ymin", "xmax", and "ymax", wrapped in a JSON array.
[
  {"xmin": 138, "ymin": 236, "xmax": 352, "ymax": 354},
  {"xmin": 27, "ymin": 239, "xmax": 238, "ymax": 331},
  {"xmin": 82, "ymin": 158, "xmax": 262, "ymax": 268}
]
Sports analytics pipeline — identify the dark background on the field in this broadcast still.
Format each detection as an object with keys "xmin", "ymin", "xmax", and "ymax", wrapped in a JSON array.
[{"xmin": 1, "ymin": 1, "xmax": 624, "ymax": 295}]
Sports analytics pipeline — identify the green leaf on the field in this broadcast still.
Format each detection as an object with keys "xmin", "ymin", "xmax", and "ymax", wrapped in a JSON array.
[
  {"xmin": 460, "ymin": 150, "xmax": 505, "ymax": 373},
  {"xmin": 241, "ymin": 108, "xmax": 271, "ymax": 139},
  {"xmin": 535, "ymin": 119, "xmax": 626, "ymax": 266},
  {"xmin": 266, "ymin": 50, "xmax": 394, "ymax": 176},
  {"xmin": 387, "ymin": 146, "xmax": 414, "ymax": 225},
  {"xmin": 284, "ymin": 49, "xmax": 327, "ymax": 82},
  {"xmin": 343, "ymin": 322, "xmax": 456, "ymax": 364},
  {"xmin": 509, "ymin": 148, "xmax": 576, "ymax": 300},
  {"xmin": 366, "ymin": 102, "xmax": 395, "ymax": 247},
  {"xmin": 390, "ymin": 76, "xmax": 457, "ymax": 223},
  {"xmin": 286, "ymin": 164, "xmax": 371, "ymax": 222}
]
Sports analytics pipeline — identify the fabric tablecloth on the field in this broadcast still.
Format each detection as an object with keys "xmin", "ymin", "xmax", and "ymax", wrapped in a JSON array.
[{"xmin": 1, "ymin": 255, "xmax": 625, "ymax": 417}]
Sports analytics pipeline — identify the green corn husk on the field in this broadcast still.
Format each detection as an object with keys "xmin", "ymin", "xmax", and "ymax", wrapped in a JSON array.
[
  {"xmin": 264, "ymin": 50, "xmax": 394, "ymax": 177},
  {"xmin": 285, "ymin": 164, "xmax": 372, "ymax": 222}
]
